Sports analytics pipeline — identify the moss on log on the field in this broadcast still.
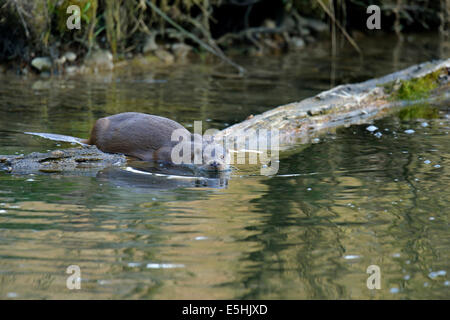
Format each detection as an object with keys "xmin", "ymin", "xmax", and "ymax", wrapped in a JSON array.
[{"xmin": 216, "ymin": 59, "xmax": 450, "ymax": 150}]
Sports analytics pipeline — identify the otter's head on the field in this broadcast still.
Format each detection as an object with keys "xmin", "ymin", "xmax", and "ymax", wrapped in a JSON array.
[
  {"xmin": 188, "ymin": 137, "xmax": 230, "ymax": 172},
  {"xmin": 172, "ymin": 133, "xmax": 231, "ymax": 172},
  {"xmin": 199, "ymin": 141, "xmax": 230, "ymax": 172}
]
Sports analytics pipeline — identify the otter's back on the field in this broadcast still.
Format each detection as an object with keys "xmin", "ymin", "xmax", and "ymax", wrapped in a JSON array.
[{"xmin": 89, "ymin": 112, "xmax": 190, "ymax": 160}]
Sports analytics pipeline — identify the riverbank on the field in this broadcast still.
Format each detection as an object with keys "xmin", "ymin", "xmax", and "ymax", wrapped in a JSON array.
[{"xmin": 1, "ymin": 0, "xmax": 447, "ymax": 75}]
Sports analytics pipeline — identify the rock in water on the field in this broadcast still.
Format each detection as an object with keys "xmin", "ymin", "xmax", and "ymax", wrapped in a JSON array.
[
  {"xmin": 31, "ymin": 57, "xmax": 52, "ymax": 71},
  {"xmin": 84, "ymin": 50, "xmax": 114, "ymax": 71},
  {"xmin": 290, "ymin": 37, "xmax": 306, "ymax": 49},
  {"xmin": 171, "ymin": 43, "xmax": 192, "ymax": 61},
  {"xmin": 155, "ymin": 49, "xmax": 174, "ymax": 64},
  {"xmin": 64, "ymin": 51, "xmax": 77, "ymax": 62},
  {"xmin": 143, "ymin": 36, "xmax": 158, "ymax": 53}
]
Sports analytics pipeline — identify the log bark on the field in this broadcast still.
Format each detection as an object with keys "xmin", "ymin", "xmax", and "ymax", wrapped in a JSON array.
[
  {"xmin": 0, "ymin": 146, "xmax": 126, "ymax": 175},
  {"xmin": 216, "ymin": 59, "xmax": 450, "ymax": 151}
]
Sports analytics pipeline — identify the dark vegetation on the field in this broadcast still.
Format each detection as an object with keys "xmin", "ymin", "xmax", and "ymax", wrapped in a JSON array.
[{"xmin": 0, "ymin": 0, "xmax": 448, "ymax": 72}]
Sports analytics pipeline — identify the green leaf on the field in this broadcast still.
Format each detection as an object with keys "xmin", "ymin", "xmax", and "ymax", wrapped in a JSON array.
[
  {"xmin": 83, "ymin": 2, "xmax": 91, "ymax": 13},
  {"xmin": 94, "ymin": 25, "xmax": 105, "ymax": 37}
]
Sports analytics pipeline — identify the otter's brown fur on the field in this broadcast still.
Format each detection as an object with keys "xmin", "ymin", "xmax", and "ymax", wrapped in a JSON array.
[{"xmin": 83, "ymin": 112, "xmax": 229, "ymax": 171}]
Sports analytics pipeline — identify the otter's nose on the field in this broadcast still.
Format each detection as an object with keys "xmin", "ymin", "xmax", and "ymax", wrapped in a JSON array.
[{"xmin": 209, "ymin": 161, "xmax": 219, "ymax": 169}]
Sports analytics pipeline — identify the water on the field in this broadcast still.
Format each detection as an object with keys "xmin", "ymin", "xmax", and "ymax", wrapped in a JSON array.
[{"xmin": 0, "ymin": 34, "xmax": 448, "ymax": 299}]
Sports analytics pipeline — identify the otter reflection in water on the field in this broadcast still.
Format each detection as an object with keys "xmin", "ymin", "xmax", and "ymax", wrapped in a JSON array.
[{"xmin": 97, "ymin": 160, "xmax": 230, "ymax": 191}]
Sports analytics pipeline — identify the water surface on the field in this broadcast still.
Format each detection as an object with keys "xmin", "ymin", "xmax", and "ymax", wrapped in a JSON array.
[{"xmin": 0, "ymin": 34, "xmax": 448, "ymax": 299}]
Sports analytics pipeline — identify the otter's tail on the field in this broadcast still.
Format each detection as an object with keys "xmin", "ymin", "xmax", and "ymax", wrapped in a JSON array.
[{"xmin": 24, "ymin": 132, "xmax": 89, "ymax": 146}]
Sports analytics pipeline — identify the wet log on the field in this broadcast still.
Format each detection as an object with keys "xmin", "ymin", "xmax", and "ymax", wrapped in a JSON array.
[
  {"xmin": 216, "ymin": 59, "xmax": 450, "ymax": 150},
  {"xmin": 0, "ymin": 146, "xmax": 126, "ymax": 175}
]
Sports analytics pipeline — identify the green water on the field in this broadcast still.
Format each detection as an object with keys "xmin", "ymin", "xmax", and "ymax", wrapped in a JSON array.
[{"xmin": 0, "ymin": 34, "xmax": 448, "ymax": 299}]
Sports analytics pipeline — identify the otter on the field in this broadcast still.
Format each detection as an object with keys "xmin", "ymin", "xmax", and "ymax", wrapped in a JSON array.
[{"xmin": 26, "ymin": 112, "xmax": 230, "ymax": 171}]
